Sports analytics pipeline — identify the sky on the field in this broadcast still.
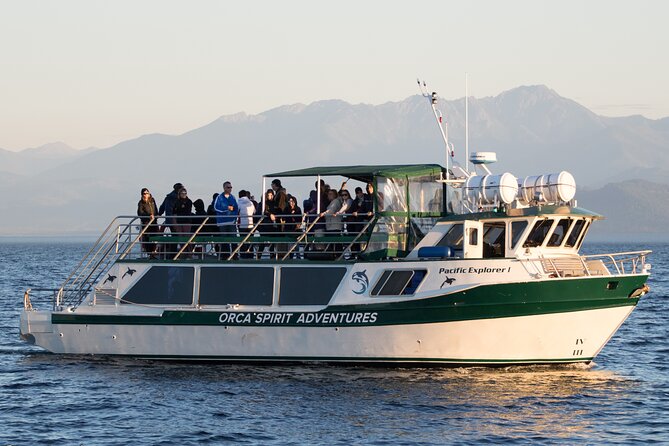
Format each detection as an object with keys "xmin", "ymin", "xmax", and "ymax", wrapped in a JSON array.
[{"xmin": 1, "ymin": 0, "xmax": 667, "ymax": 151}]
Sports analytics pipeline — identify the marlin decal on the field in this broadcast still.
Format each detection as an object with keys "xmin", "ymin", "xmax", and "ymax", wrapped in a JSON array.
[
  {"xmin": 351, "ymin": 270, "xmax": 369, "ymax": 295},
  {"xmin": 122, "ymin": 267, "xmax": 137, "ymax": 279},
  {"xmin": 103, "ymin": 274, "xmax": 117, "ymax": 285},
  {"xmin": 440, "ymin": 276, "xmax": 456, "ymax": 288}
]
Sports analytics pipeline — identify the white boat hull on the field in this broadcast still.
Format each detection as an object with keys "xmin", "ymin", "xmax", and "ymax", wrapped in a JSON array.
[{"xmin": 21, "ymin": 305, "xmax": 634, "ymax": 364}]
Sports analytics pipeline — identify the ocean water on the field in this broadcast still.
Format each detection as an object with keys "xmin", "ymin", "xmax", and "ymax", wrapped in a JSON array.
[{"xmin": 0, "ymin": 241, "xmax": 667, "ymax": 445}]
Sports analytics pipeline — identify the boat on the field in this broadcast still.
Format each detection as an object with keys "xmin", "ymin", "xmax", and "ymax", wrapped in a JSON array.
[{"xmin": 19, "ymin": 85, "xmax": 652, "ymax": 366}]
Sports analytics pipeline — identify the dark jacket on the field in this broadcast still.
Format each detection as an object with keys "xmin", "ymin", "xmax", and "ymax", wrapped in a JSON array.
[
  {"xmin": 159, "ymin": 191, "xmax": 178, "ymax": 216},
  {"xmin": 285, "ymin": 206, "xmax": 303, "ymax": 233},
  {"xmin": 172, "ymin": 198, "xmax": 193, "ymax": 220},
  {"xmin": 137, "ymin": 198, "xmax": 158, "ymax": 224}
]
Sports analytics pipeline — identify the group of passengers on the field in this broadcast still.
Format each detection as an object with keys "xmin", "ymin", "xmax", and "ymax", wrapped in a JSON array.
[{"xmin": 137, "ymin": 179, "xmax": 375, "ymax": 258}]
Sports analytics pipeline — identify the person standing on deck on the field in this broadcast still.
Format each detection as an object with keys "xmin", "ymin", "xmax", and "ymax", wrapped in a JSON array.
[
  {"xmin": 214, "ymin": 181, "xmax": 239, "ymax": 257},
  {"xmin": 237, "ymin": 190, "xmax": 256, "ymax": 259},
  {"xmin": 158, "ymin": 182, "xmax": 183, "ymax": 231},
  {"xmin": 137, "ymin": 188, "xmax": 159, "ymax": 257}
]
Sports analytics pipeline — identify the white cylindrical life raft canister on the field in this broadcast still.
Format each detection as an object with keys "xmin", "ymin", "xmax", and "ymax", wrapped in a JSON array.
[
  {"xmin": 464, "ymin": 173, "xmax": 518, "ymax": 205},
  {"xmin": 517, "ymin": 171, "xmax": 576, "ymax": 205}
]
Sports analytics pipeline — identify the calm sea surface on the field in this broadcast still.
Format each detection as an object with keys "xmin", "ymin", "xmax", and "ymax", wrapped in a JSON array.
[{"xmin": 0, "ymin": 241, "xmax": 667, "ymax": 445}]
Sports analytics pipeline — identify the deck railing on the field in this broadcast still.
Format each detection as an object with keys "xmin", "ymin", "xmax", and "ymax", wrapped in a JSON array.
[
  {"xmin": 51, "ymin": 214, "xmax": 377, "ymax": 309},
  {"xmin": 536, "ymin": 250, "xmax": 651, "ymax": 278}
]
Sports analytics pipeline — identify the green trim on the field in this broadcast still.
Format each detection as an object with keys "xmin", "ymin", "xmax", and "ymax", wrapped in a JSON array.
[
  {"xmin": 53, "ymin": 275, "xmax": 645, "ymax": 327},
  {"xmin": 265, "ymin": 164, "xmax": 444, "ymax": 182}
]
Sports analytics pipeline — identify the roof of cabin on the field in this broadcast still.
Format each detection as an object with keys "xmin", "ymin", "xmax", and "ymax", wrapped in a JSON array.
[{"xmin": 265, "ymin": 164, "xmax": 444, "ymax": 182}]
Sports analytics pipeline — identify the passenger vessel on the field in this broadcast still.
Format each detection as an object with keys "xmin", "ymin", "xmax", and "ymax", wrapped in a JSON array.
[{"xmin": 19, "ymin": 88, "xmax": 651, "ymax": 365}]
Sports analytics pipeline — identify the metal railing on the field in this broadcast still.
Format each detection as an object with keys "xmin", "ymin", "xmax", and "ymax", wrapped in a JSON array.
[
  {"xmin": 51, "ymin": 213, "xmax": 378, "ymax": 309},
  {"xmin": 136, "ymin": 213, "xmax": 377, "ymax": 261},
  {"xmin": 537, "ymin": 250, "xmax": 651, "ymax": 279}
]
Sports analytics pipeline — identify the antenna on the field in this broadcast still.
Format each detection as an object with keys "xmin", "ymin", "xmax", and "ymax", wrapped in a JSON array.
[
  {"xmin": 418, "ymin": 78, "xmax": 454, "ymax": 180},
  {"xmin": 465, "ymin": 73, "xmax": 469, "ymax": 174}
]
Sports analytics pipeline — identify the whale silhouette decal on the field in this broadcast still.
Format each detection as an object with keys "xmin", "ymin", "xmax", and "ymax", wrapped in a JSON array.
[{"xmin": 351, "ymin": 270, "xmax": 369, "ymax": 295}]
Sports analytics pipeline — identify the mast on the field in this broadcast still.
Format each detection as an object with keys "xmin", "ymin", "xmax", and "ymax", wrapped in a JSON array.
[
  {"xmin": 418, "ymin": 79, "xmax": 453, "ymax": 180},
  {"xmin": 465, "ymin": 73, "xmax": 469, "ymax": 174}
]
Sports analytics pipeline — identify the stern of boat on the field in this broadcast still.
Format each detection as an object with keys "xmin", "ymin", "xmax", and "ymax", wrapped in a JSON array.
[{"xmin": 20, "ymin": 288, "xmax": 58, "ymax": 349}]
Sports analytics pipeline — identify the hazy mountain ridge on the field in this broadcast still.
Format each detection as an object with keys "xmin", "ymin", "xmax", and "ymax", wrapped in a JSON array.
[
  {"xmin": 2, "ymin": 85, "xmax": 668, "ymax": 235},
  {"xmin": 0, "ymin": 142, "xmax": 99, "ymax": 176}
]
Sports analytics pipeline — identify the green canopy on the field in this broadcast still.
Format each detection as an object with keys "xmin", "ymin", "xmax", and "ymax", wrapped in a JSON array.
[{"xmin": 265, "ymin": 164, "xmax": 445, "ymax": 182}]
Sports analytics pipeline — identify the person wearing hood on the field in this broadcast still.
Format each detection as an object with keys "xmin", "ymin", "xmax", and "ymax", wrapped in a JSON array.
[{"xmin": 158, "ymin": 182, "xmax": 183, "ymax": 231}]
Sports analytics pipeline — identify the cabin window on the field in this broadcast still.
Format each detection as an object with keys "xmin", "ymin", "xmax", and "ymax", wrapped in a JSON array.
[
  {"xmin": 483, "ymin": 222, "xmax": 505, "ymax": 258},
  {"xmin": 469, "ymin": 228, "xmax": 479, "ymax": 245},
  {"xmin": 121, "ymin": 266, "xmax": 194, "ymax": 305},
  {"xmin": 547, "ymin": 219, "xmax": 572, "ymax": 247},
  {"xmin": 575, "ymin": 220, "xmax": 591, "ymax": 249},
  {"xmin": 279, "ymin": 267, "xmax": 347, "ymax": 306},
  {"xmin": 523, "ymin": 219, "xmax": 555, "ymax": 248},
  {"xmin": 437, "ymin": 223, "xmax": 464, "ymax": 249},
  {"xmin": 510, "ymin": 221, "xmax": 528, "ymax": 249},
  {"xmin": 565, "ymin": 219, "xmax": 586, "ymax": 247},
  {"xmin": 371, "ymin": 269, "xmax": 427, "ymax": 296},
  {"xmin": 199, "ymin": 267, "xmax": 273, "ymax": 306}
]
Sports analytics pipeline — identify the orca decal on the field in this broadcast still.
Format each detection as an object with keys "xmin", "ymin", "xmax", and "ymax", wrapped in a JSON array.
[{"xmin": 351, "ymin": 270, "xmax": 369, "ymax": 295}]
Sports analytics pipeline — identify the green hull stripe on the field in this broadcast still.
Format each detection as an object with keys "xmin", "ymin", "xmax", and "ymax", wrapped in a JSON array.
[{"xmin": 53, "ymin": 275, "xmax": 645, "ymax": 327}]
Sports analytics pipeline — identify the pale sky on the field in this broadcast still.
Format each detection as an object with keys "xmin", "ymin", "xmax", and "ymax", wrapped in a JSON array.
[{"xmin": 1, "ymin": 0, "xmax": 666, "ymax": 151}]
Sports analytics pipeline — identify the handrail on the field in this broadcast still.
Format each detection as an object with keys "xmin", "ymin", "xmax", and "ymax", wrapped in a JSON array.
[
  {"xmin": 281, "ymin": 214, "xmax": 322, "ymax": 260},
  {"xmin": 523, "ymin": 250, "xmax": 651, "ymax": 279},
  {"xmin": 119, "ymin": 216, "xmax": 156, "ymax": 260},
  {"xmin": 336, "ymin": 217, "xmax": 376, "ymax": 261},
  {"xmin": 174, "ymin": 216, "xmax": 209, "ymax": 260},
  {"xmin": 227, "ymin": 217, "xmax": 265, "ymax": 261},
  {"xmin": 47, "ymin": 212, "xmax": 396, "ymax": 309}
]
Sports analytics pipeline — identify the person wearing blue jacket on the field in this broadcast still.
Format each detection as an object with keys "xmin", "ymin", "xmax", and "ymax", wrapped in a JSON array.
[{"xmin": 214, "ymin": 181, "xmax": 239, "ymax": 256}]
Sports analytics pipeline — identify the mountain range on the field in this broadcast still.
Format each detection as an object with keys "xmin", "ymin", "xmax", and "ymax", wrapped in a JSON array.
[{"xmin": 1, "ymin": 85, "xmax": 668, "ymax": 237}]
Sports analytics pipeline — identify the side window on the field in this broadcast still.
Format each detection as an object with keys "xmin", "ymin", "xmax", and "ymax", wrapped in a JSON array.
[
  {"xmin": 483, "ymin": 222, "xmax": 505, "ymax": 258},
  {"xmin": 279, "ymin": 267, "xmax": 347, "ymax": 305},
  {"xmin": 511, "ymin": 221, "xmax": 528, "ymax": 249},
  {"xmin": 575, "ymin": 220, "xmax": 591, "ymax": 249},
  {"xmin": 565, "ymin": 220, "xmax": 585, "ymax": 247},
  {"xmin": 547, "ymin": 219, "xmax": 572, "ymax": 247},
  {"xmin": 437, "ymin": 223, "xmax": 463, "ymax": 249},
  {"xmin": 199, "ymin": 267, "xmax": 273, "ymax": 306},
  {"xmin": 469, "ymin": 228, "xmax": 478, "ymax": 245},
  {"xmin": 122, "ymin": 266, "xmax": 194, "ymax": 305},
  {"xmin": 371, "ymin": 269, "xmax": 427, "ymax": 296},
  {"xmin": 523, "ymin": 219, "xmax": 555, "ymax": 248}
]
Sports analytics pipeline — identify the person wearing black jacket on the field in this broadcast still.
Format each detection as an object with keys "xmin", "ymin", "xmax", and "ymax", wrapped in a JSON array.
[
  {"xmin": 137, "ymin": 188, "xmax": 158, "ymax": 257},
  {"xmin": 158, "ymin": 182, "xmax": 183, "ymax": 230},
  {"xmin": 172, "ymin": 188, "xmax": 193, "ymax": 235}
]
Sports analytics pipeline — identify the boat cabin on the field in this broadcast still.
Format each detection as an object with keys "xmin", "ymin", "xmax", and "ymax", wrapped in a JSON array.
[{"xmin": 407, "ymin": 206, "xmax": 600, "ymax": 260}]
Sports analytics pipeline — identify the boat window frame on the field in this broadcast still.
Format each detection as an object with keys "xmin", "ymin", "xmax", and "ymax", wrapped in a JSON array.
[
  {"xmin": 546, "ymin": 217, "xmax": 573, "ymax": 248},
  {"xmin": 482, "ymin": 221, "xmax": 506, "ymax": 258},
  {"xmin": 509, "ymin": 219, "xmax": 530, "ymax": 250},
  {"xmin": 523, "ymin": 218, "xmax": 556, "ymax": 248},
  {"xmin": 370, "ymin": 268, "xmax": 428, "ymax": 297},
  {"xmin": 563, "ymin": 218, "xmax": 584, "ymax": 248},
  {"xmin": 436, "ymin": 223, "xmax": 464, "ymax": 250},
  {"xmin": 198, "ymin": 266, "xmax": 275, "ymax": 307},
  {"xmin": 574, "ymin": 219, "xmax": 591, "ymax": 250}
]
